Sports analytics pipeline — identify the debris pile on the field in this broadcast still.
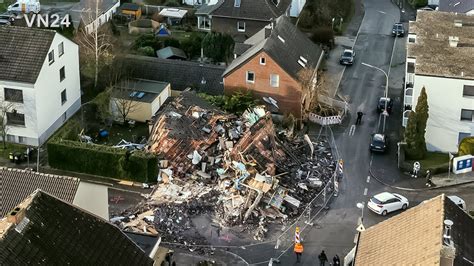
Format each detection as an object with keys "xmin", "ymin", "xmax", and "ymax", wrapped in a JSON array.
[{"xmin": 117, "ymin": 92, "xmax": 335, "ymax": 243}]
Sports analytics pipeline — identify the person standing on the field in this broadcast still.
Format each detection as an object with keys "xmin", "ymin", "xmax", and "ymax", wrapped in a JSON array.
[
  {"xmin": 294, "ymin": 243, "xmax": 304, "ymax": 263},
  {"xmin": 318, "ymin": 250, "xmax": 328, "ymax": 266},
  {"xmin": 333, "ymin": 254, "xmax": 340, "ymax": 265},
  {"xmin": 355, "ymin": 111, "xmax": 364, "ymax": 125},
  {"xmin": 425, "ymin": 170, "xmax": 433, "ymax": 187}
]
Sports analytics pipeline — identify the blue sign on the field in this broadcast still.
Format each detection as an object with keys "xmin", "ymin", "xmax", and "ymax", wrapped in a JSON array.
[{"xmin": 457, "ymin": 158, "xmax": 473, "ymax": 171}]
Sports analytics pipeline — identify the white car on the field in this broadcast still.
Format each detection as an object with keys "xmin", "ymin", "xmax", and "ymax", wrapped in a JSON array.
[
  {"xmin": 368, "ymin": 192, "xmax": 409, "ymax": 216},
  {"xmin": 448, "ymin": 195, "xmax": 466, "ymax": 210}
]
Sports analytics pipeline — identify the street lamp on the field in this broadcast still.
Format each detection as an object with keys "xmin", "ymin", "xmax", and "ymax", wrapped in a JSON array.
[
  {"xmin": 361, "ymin": 62, "xmax": 389, "ymax": 132},
  {"xmin": 356, "ymin": 202, "xmax": 365, "ymax": 224}
]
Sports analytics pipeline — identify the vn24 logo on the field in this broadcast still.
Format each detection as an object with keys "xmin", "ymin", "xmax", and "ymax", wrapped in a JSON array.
[{"xmin": 24, "ymin": 14, "xmax": 71, "ymax": 28}]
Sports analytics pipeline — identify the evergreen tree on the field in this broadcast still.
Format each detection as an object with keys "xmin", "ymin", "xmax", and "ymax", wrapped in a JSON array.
[
  {"xmin": 404, "ymin": 111, "xmax": 422, "ymax": 159},
  {"xmin": 415, "ymin": 87, "xmax": 429, "ymax": 158}
]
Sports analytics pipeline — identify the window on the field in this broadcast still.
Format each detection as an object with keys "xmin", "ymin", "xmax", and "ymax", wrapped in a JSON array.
[
  {"xmin": 48, "ymin": 50, "xmax": 54, "ymax": 65},
  {"xmin": 58, "ymin": 42, "xmax": 64, "ymax": 57},
  {"xmin": 61, "ymin": 89, "xmax": 67, "ymax": 105},
  {"xmin": 463, "ymin": 85, "xmax": 474, "ymax": 97},
  {"xmin": 460, "ymin": 109, "xmax": 474, "ymax": 121},
  {"xmin": 4, "ymin": 88, "xmax": 23, "ymax": 103},
  {"xmin": 458, "ymin": 132, "xmax": 471, "ymax": 145},
  {"xmin": 62, "ymin": 111, "xmax": 67, "ymax": 122},
  {"xmin": 60, "ymin": 66, "xmax": 65, "ymax": 81},
  {"xmin": 18, "ymin": 136, "xmax": 25, "ymax": 143},
  {"xmin": 234, "ymin": 0, "xmax": 240, "ymax": 7},
  {"xmin": 407, "ymin": 62, "xmax": 415, "ymax": 73},
  {"xmin": 270, "ymin": 74, "xmax": 279, "ymax": 87},
  {"xmin": 6, "ymin": 135, "xmax": 15, "ymax": 142},
  {"xmin": 246, "ymin": 71, "xmax": 255, "ymax": 83},
  {"xmin": 237, "ymin": 21, "xmax": 245, "ymax": 32},
  {"xmin": 260, "ymin": 57, "xmax": 266, "ymax": 65},
  {"xmin": 7, "ymin": 110, "xmax": 25, "ymax": 126}
]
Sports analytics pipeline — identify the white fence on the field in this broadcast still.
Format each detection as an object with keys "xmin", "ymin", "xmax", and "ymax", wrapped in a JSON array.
[{"xmin": 308, "ymin": 113, "xmax": 342, "ymax": 126}]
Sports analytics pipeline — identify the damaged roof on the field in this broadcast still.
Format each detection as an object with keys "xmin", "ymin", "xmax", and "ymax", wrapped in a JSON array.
[
  {"xmin": 121, "ymin": 55, "xmax": 226, "ymax": 95},
  {"xmin": 355, "ymin": 194, "xmax": 474, "ymax": 264},
  {"xmin": 408, "ymin": 11, "xmax": 474, "ymax": 80},
  {"xmin": 0, "ymin": 190, "xmax": 154, "ymax": 265},
  {"xmin": 224, "ymin": 16, "xmax": 324, "ymax": 81},
  {"xmin": 211, "ymin": 0, "xmax": 291, "ymax": 21}
]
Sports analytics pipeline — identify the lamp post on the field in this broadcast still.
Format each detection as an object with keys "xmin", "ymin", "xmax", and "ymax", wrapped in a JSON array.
[
  {"xmin": 362, "ymin": 62, "xmax": 389, "ymax": 132},
  {"xmin": 356, "ymin": 202, "xmax": 365, "ymax": 224}
]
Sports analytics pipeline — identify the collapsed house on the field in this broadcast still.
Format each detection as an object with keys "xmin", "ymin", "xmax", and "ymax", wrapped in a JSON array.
[{"xmin": 118, "ymin": 92, "xmax": 335, "ymax": 243}]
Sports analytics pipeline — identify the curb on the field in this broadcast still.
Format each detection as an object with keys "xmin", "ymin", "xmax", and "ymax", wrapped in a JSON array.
[{"xmin": 369, "ymin": 167, "xmax": 474, "ymax": 191}]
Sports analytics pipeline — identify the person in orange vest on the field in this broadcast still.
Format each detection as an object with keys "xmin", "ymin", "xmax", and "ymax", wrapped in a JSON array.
[{"xmin": 294, "ymin": 242, "xmax": 304, "ymax": 263}]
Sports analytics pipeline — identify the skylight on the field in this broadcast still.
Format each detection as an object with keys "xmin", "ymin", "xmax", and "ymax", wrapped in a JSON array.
[
  {"xmin": 234, "ymin": 0, "xmax": 240, "ymax": 7},
  {"xmin": 277, "ymin": 35, "xmax": 285, "ymax": 43}
]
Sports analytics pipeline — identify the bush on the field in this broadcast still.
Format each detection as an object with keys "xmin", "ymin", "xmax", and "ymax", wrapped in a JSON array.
[
  {"xmin": 458, "ymin": 137, "xmax": 474, "ymax": 156},
  {"xmin": 311, "ymin": 27, "xmax": 335, "ymax": 46},
  {"xmin": 133, "ymin": 34, "xmax": 162, "ymax": 51},
  {"xmin": 180, "ymin": 32, "xmax": 204, "ymax": 58},
  {"xmin": 137, "ymin": 46, "xmax": 156, "ymax": 56},
  {"xmin": 409, "ymin": 0, "xmax": 428, "ymax": 7},
  {"xmin": 198, "ymin": 91, "xmax": 257, "ymax": 115},
  {"xmin": 202, "ymin": 32, "xmax": 234, "ymax": 63},
  {"xmin": 164, "ymin": 38, "xmax": 181, "ymax": 48},
  {"xmin": 47, "ymin": 139, "xmax": 158, "ymax": 182}
]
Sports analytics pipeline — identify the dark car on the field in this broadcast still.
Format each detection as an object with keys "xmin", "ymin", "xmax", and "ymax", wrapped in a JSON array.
[
  {"xmin": 339, "ymin": 49, "xmax": 355, "ymax": 65},
  {"xmin": 392, "ymin": 23, "xmax": 405, "ymax": 37},
  {"xmin": 370, "ymin": 133, "xmax": 388, "ymax": 153},
  {"xmin": 377, "ymin": 97, "xmax": 393, "ymax": 113}
]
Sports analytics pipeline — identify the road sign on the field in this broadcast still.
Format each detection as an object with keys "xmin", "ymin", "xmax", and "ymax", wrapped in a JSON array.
[
  {"xmin": 356, "ymin": 224, "xmax": 365, "ymax": 232},
  {"xmin": 338, "ymin": 159, "xmax": 344, "ymax": 175},
  {"xmin": 294, "ymin": 227, "xmax": 301, "ymax": 243}
]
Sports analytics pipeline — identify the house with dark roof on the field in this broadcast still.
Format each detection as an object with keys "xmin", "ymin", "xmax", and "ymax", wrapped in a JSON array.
[
  {"xmin": 196, "ymin": 0, "xmax": 224, "ymax": 31},
  {"xmin": 70, "ymin": 0, "xmax": 120, "ymax": 34},
  {"xmin": 346, "ymin": 194, "xmax": 474, "ymax": 265},
  {"xmin": 223, "ymin": 16, "xmax": 324, "ymax": 120},
  {"xmin": 438, "ymin": 0, "xmax": 474, "ymax": 14},
  {"xmin": 121, "ymin": 55, "xmax": 226, "ymax": 96},
  {"xmin": 0, "ymin": 27, "xmax": 81, "ymax": 146},
  {"xmin": 0, "ymin": 190, "xmax": 155, "ymax": 265},
  {"xmin": 0, "ymin": 168, "xmax": 109, "ymax": 220},
  {"xmin": 208, "ymin": 0, "xmax": 291, "ymax": 40},
  {"xmin": 111, "ymin": 79, "xmax": 171, "ymax": 122}
]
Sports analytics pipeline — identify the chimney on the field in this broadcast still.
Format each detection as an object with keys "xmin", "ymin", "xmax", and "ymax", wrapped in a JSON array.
[
  {"xmin": 7, "ymin": 207, "xmax": 25, "ymax": 225},
  {"xmin": 454, "ymin": 20, "xmax": 462, "ymax": 27},
  {"xmin": 443, "ymin": 219, "xmax": 454, "ymax": 245},
  {"xmin": 449, "ymin": 36, "xmax": 459, "ymax": 47}
]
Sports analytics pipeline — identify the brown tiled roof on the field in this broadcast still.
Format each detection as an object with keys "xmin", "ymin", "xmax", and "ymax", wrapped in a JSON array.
[
  {"xmin": 0, "ymin": 168, "xmax": 80, "ymax": 217},
  {"xmin": 0, "ymin": 27, "xmax": 55, "ymax": 83},
  {"xmin": 355, "ymin": 195, "xmax": 445, "ymax": 264}
]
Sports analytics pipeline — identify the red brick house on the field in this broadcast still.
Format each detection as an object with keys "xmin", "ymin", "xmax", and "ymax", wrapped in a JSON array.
[{"xmin": 223, "ymin": 16, "xmax": 324, "ymax": 120}]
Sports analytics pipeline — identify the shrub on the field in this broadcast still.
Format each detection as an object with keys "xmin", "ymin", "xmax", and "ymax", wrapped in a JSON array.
[
  {"xmin": 311, "ymin": 27, "xmax": 335, "ymax": 46},
  {"xmin": 202, "ymin": 32, "xmax": 234, "ymax": 63},
  {"xmin": 133, "ymin": 34, "xmax": 162, "ymax": 50},
  {"xmin": 137, "ymin": 46, "xmax": 156, "ymax": 56},
  {"xmin": 458, "ymin": 137, "xmax": 474, "ymax": 156},
  {"xmin": 180, "ymin": 32, "xmax": 204, "ymax": 58},
  {"xmin": 164, "ymin": 38, "xmax": 181, "ymax": 48}
]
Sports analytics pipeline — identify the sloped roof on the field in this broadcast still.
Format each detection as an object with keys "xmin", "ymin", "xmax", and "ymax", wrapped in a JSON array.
[
  {"xmin": 156, "ymin": 46, "xmax": 187, "ymax": 60},
  {"xmin": 438, "ymin": 0, "xmax": 474, "ymax": 13},
  {"xmin": 211, "ymin": 0, "xmax": 291, "ymax": 21},
  {"xmin": 120, "ymin": 2, "xmax": 141, "ymax": 11},
  {"xmin": 70, "ymin": 0, "xmax": 119, "ymax": 28},
  {"xmin": 196, "ymin": 0, "xmax": 224, "ymax": 15},
  {"xmin": 121, "ymin": 55, "xmax": 226, "ymax": 95},
  {"xmin": 0, "ymin": 190, "xmax": 154, "ymax": 265},
  {"xmin": 355, "ymin": 194, "xmax": 474, "ymax": 264},
  {"xmin": 0, "ymin": 27, "xmax": 55, "ymax": 84},
  {"xmin": 224, "ymin": 16, "xmax": 324, "ymax": 81},
  {"xmin": 0, "ymin": 168, "xmax": 80, "ymax": 217}
]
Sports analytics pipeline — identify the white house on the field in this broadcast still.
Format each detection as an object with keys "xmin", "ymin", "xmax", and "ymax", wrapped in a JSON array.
[
  {"xmin": 70, "ymin": 0, "xmax": 120, "ymax": 34},
  {"xmin": 0, "ymin": 26, "xmax": 81, "ymax": 146},
  {"xmin": 290, "ymin": 0, "xmax": 306, "ymax": 17},
  {"xmin": 403, "ymin": 11, "xmax": 474, "ymax": 153}
]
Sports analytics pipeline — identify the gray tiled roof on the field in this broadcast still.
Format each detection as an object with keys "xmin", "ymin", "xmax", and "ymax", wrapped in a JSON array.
[
  {"xmin": 0, "ymin": 190, "xmax": 154, "ymax": 265},
  {"xmin": 196, "ymin": 0, "xmax": 224, "ymax": 15},
  {"xmin": 121, "ymin": 55, "xmax": 226, "ymax": 95},
  {"xmin": 0, "ymin": 168, "xmax": 80, "ymax": 217},
  {"xmin": 70, "ymin": 0, "xmax": 119, "ymax": 28},
  {"xmin": 438, "ymin": 0, "xmax": 474, "ymax": 13},
  {"xmin": 0, "ymin": 27, "xmax": 55, "ymax": 84},
  {"xmin": 156, "ymin": 46, "xmax": 187, "ymax": 59},
  {"xmin": 211, "ymin": 0, "xmax": 291, "ymax": 20},
  {"xmin": 224, "ymin": 16, "xmax": 324, "ymax": 80}
]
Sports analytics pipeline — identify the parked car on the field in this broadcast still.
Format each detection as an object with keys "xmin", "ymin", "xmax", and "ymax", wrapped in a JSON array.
[
  {"xmin": 0, "ymin": 14, "xmax": 15, "ymax": 22},
  {"xmin": 377, "ymin": 97, "xmax": 393, "ymax": 113},
  {"xmin": 368, "ymin": 192, "xmax": 409, "ymax": 216},
  {"xmin": 0, "ymin": 19, "xmax": 11, "ymax": 26},
  {"xmin": 392, "ymin": 23, "xmax": 405, "ymax": 37},
  {"xmin": 448, "ymin": 195, "xmax": 466, "ymax": 210},
  {"xmin": 370, "ymin": 133, "xmax": 388, "ymax": 153},
  {"xmin": 339, "ymin": 49, "xmax": 355, "ymax": 65}
]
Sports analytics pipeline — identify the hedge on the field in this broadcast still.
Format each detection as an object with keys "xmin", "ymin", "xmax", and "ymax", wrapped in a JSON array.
[{"xmin": 47, "ymin": 139, "xmax": 157, "ymax": 183}]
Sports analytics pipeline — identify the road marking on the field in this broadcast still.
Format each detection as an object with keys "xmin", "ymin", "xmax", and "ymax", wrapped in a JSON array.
[
  {"xmin": 363, "ymin": 188, "xmax": 368, "ymax": 196},
  {"xmin": 366, "ymin": 176, "xmax": 370, "ymax": 183},
  {"xmin": 349, "ymin": 125, "xmax": 356, "ymax": 136}
]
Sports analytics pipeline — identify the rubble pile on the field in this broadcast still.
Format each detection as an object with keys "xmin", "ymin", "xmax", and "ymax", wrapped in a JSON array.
[{"xmin": 118, "ymin": 92, "xmax": 335, "ymax": 243}]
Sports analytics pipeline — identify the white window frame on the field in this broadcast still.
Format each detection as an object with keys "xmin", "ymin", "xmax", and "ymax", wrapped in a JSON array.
[
  {"xmin": 18, "ymin": 136, "xmax": 25, "ymax": 143},
  {"xmin": 237, "ymin": 21, "xmax": 245, "ymax": 32},
  {"xmin": 246, "ymin": 71, "xmax": 255, "ymax": 83},
  {"xmin": 270, "ymin": 74, "xmax": 279, "ymax": 88},
  {"xmin": 58, "ymin": 42, "xmax": 64, "ymax": 57},
  {"xmin": 260, "ymin": 57, "xmax": 266, "ymax": 65}
]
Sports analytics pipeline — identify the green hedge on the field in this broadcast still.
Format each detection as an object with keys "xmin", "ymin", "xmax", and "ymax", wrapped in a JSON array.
[{"xmin": 47, "ymin": 139, "xmax": 157, "ymax": 183}]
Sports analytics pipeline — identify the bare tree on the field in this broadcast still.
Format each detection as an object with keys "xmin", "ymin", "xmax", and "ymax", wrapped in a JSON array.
[
  {"xmin": 110, "ymin": 79, "xmax": 141, "ymax": 123},
  {"xmin": 74, "ymin": 0, "xmax": 114, "ymax": 88}
]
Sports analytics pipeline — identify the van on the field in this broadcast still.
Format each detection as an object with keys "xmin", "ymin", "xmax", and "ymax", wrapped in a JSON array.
[{"xmin": 7, "ymin": 0, "xmax": 41, "ymax": 14}]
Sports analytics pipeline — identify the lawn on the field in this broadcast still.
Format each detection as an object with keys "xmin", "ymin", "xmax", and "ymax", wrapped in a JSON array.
[
  {"xmin": 171, "ymin": 30, "xmax": 206, "ymax": 42},
  {"xmin": 0, "ymin": 2, "xmax": 7, "ymax": 13},
  {"xmin": 91, "ymin": 122, "xmax": 149, "ymax": 146},
  {"xmin": 406, "ymin": 152, "xmax": 449, "ymax": 173},
  {"xmin": 0, "ymin": 142, "xmax": 28, "ymax": 160}
]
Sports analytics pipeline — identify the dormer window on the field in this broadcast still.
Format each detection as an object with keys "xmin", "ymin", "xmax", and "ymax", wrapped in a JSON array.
[
  {"xmin": 237, "ymin": 21, "xmax": 245, "ymax": 32},
  {"xmin": 260, "ymin": 57, "xmax": 266, "ymax": 65},
  {"xmin": 234, "ymin": 0, "xmax": 240, "ymax": 7}
]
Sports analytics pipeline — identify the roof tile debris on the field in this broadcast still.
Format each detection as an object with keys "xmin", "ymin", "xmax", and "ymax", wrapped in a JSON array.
[
  {"xmin": 408, "ymin": 11, "xmax": 474, "ymax": 80},
  {"xmin": 0, "ymin": 190, "xmax": 154, "ymax": 265},
  {"xmin": 113, "ymin": 92, "xmax": 336, "ymax": 251}
]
